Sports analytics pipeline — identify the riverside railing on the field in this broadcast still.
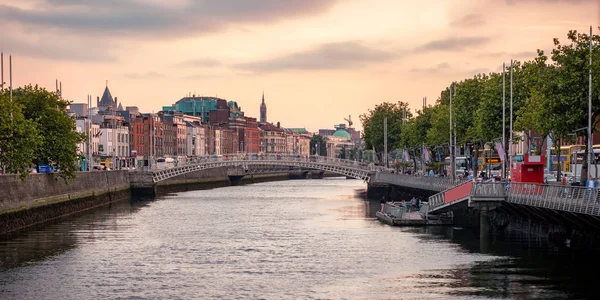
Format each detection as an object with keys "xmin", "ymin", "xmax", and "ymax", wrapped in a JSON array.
[
  {"xmin": 506, "ymin": 182, "xmax": 600, "ymax": 216},
  {"xmin": 471, "ymin": 182, "xmax": 507, "ymax": 198},
  {"xmin": 428, "ymin": 181, "xmax": 600, "ymax": 217},
  {"xmin": 374, "ymin": 172, "xmax": 468, "ymax": 192}
]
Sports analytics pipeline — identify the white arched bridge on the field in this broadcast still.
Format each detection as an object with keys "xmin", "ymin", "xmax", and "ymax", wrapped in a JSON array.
[{"xmin": 147, "ymin": 154, "xmax": 388, "ymax": 183}]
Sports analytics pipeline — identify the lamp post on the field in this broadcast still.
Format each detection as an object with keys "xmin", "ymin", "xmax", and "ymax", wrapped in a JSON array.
[{"xmin": 588, "ymin": 26, "xmax": 593, "ymax": 181}]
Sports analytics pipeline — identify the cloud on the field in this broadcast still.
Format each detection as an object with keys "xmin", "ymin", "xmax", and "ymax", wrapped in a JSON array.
[
  {"xmin": 234, "ymin": 41, "xmax": 399, "ymax": 73},
  {"xmin": 174, "ymin": 59, "xmax": 223, "ymax": 68},
  {"xmin": 0, "ymin": 0, "xmax": 341, "ymax": 38},
  {"xmin": 415, "ymin": 37, "xmax": 490, "ymax": 52},
  {"xmin": 2, "ymin": 33, "xmax": 116, "ymax": 62},
  {"xmin": 410, "ymin": 62, "xmax": 451, "ymax": 73},
  {"xmin": 125, "ymin": 72, "xmax": 165, "ymax": 79},
  {"xmin": 476, "ymin": 51, "xmax": 538, "ymax": 60},
  {"xmin": 450, "ymin": 14, "xmax": 486, "ymax": 28}
]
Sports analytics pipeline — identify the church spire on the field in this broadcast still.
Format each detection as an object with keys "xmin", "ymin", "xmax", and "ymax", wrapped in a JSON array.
[{"xmin": 260, "ymin": 91, "xmax": 267, "ymax": 124}]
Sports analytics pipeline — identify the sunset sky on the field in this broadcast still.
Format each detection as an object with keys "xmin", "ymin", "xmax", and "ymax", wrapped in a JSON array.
[{"xmin": 1, "ymin": 0, "xmax": 598, "ymax": 132}]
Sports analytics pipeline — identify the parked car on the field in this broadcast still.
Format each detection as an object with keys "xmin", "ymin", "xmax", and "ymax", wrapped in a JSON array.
[
  {"xmin": 568, "ymin": 175, "xmax": 581, "ymax": 184},
  {"xmin": 544, "ymin": 174, "xmax": 557, "ymax": 183}
]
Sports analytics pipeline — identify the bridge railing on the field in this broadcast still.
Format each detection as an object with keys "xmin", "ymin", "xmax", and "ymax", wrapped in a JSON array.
[
  {"xmin": 149, "ymin": 153, "xmax": 386, "ymax": 172},
  {"xmin": 506, "ymin": 182, "xmax": 600, "ymax": 216},
  {"xmin": 471, "ymin": 182, "xmax": 507, "ymax": 198},
  {"xmin": 374, "ymin": 172, "xmax": 467, "ymax": 192}
]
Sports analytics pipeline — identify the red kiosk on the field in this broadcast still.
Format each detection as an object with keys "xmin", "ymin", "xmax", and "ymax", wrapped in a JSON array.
[{"xmin": 510, "ymin": 155, "xmax": 545, "ymax": 194}]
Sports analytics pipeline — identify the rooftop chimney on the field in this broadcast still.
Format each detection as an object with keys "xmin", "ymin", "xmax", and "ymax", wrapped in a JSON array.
[{"xmin": 277, "ymin": 122, "xmax": 280, "ymax": 128}]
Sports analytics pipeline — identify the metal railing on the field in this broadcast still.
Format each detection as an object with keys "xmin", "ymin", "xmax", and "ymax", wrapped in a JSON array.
[
  {"xmin": 428, "ymin": 192, "xmax": 445, "ymax": 209},
  {"xmin": 143, "ymin": 153, "xmax": 386, "ymax": 171},
  {"xmin": 471, "ymin": 182, "xmax": 507, "ymax": 198},
  {"xmin": 506, "ymin": 182, "xmax": 600, "ymax": 216},
  {"xmin": 149, "ymin": 154, "xmax": 384, "ymax": 183},
  {"xmin": 373, "ymin": 172, "xmax": 468, "ymax": 192},
  {"xmin": 427, "ymin": 180, "xmax": 600, "ymax": 217},
  {"xmin": 381, "ymin": 202, "xmax": 405, "ymax": 219}
]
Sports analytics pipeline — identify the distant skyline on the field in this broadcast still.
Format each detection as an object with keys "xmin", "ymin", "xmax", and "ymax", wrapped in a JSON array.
[{"xmin": 1, "ymin": 0, "xmax": 599, "ymax": 132}]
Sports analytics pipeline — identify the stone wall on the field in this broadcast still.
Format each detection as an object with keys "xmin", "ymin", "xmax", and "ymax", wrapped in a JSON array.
[{"xmin": 0, "ymin": 171, "xmax": 130, "ymax": 215}]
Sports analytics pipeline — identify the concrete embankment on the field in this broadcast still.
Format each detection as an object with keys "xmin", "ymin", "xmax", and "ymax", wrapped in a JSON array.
[{"xmin": 0, "ymin": 171, "xmax": 130, "ymax": 234}]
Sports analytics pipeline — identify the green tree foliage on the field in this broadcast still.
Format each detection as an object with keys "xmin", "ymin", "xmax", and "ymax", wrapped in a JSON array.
[
  {"xmin": 360, "ymin": 27, "xmax": 600, "ymax": 179},
  {"xmin": 359, "ymin": 102, "xmax": 410, "ymax": 152},
  {"xmin": 426, "ymin": 104, "xmax": 449, "ymax": 147},
  {"xmin": 547, "ymin": 29, "xmax": 600, "ymax": 180},
  {"xmin": 0, "ymin": 90, "xmax": 42, "ymax": 179},
  {"xmin": 310, "ymin": 134, "xmax": 327, "ymax": 156},
  {"xmin": 7, "ymin": 85, "xmax": 85, "ymax": 182}
]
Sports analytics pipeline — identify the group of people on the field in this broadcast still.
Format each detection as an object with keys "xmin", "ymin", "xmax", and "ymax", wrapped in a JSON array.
[{"xmin": 398, "ymin": 197, "xmax": 421, "ymax": 212}]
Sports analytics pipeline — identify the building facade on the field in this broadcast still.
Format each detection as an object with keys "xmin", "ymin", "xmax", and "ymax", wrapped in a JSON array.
[{"xmin": 259, "ymin": 122, "xmax": 286, "ymax": 153}]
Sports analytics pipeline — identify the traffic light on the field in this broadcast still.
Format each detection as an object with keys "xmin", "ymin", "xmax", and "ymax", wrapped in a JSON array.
[{"xmin": 460, "ymin": 144, "xmax": 464, "ymax": 155}]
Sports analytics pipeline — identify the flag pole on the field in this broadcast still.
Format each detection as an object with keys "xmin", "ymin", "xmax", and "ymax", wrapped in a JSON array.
[
  {"xmin": 502, "ymin": 62, "xmax": 506, "ymax": 179},
  {"xmin": 588, "ymin": 25, "xmax": 593, "ymax": 180}
]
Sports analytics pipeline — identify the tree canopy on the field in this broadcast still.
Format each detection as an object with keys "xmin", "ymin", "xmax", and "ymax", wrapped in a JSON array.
[
  {"xmin": 360, "ymin": 27, "xmax": 600, "ymax": 179},
  {"xmin": 1, "ymin": 85, "xmax": 85, "ymax": 182}
]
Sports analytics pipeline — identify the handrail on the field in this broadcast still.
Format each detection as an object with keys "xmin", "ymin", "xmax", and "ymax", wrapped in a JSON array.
[{"xmin": 471, "ymin": 182, "xmax": 507, "ymax": 197}]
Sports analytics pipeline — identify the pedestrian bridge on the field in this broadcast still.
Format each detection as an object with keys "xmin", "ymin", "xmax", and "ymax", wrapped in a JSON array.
[{"xmin": 147, "ymin": 154, "xmax": 389, "ymax": 183}]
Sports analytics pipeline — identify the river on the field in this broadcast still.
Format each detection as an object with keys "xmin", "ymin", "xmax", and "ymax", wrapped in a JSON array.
[{"xmin": 0, "ymin": 177, "xmax": 597, "ymax": 299}]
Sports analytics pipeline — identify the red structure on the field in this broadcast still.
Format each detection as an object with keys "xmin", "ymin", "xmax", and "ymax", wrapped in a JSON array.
[
  {"xmin": 444, "ymin": 181, "xmax": 473, "ymax": 203},
  {"xmin": 511, "ymin": 155, "xmax": 545, "ymax": 184}
]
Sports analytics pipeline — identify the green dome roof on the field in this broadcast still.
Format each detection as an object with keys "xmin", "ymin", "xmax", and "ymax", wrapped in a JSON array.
[{"xmin": 333, "ymin": 129, "xmax": 351, "ymax": 140}]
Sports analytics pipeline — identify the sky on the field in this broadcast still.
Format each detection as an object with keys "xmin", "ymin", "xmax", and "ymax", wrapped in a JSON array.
[{"xmin": 0, "ymin": 0, "xmax": 599, "ymax": 133}]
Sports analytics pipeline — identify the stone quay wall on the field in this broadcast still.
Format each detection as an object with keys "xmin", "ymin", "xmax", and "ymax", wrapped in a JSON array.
[
  {"xmin": 0, "ymin": 171, "xmax": 130, "ymax": 214},
  {"xmin": 0, "ymin": 171, "xmax": 130, "ymax": 234}
]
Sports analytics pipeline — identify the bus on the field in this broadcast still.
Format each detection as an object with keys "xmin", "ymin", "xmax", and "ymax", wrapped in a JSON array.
[
  {"xmin": 550, "ymin": 145, "xmax": 584, "ymax": 172},
  {"xmin": 477, "ymin": 149, "xmax": 501, "ymax": 173},
  {"xmin": 572, "ymin": 145, "xmax": 600, "ymax": 178}
]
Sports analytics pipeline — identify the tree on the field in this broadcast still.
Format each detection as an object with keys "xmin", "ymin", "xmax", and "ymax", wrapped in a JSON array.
[
  {"xmin": 546, "ymin": 28, "xmax": 600, "ymax": 180},
  {"xmin": 310, "ymin": 134, "xmax": 327, "ymax": 156},
  {"xmin": 360, "ymin": 102, "xmax": 410, "ymax": 153},
  {"xmin": 0, "ymin": 90, "xmax": 42, "ymax": 179},
  {"xmin": 12, "ymin": 85, "xmax": 85, "ymax": 182}
]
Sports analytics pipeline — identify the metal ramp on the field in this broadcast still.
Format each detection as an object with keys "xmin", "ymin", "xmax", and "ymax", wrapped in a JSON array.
[{"xmin": 428, "ymin": 181, "xmax": 474, "ymax": 214}]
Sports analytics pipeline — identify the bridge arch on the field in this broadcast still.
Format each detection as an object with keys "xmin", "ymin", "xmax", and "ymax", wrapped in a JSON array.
[{"xmin": 150, "ymin": 156, "xmax": 380, "ymax": 183}]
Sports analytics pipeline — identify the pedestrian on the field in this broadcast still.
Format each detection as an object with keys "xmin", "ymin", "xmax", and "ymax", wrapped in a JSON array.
[{"xmin": 587, "ymin": 175, "xmax": 596, "ymax": 201}]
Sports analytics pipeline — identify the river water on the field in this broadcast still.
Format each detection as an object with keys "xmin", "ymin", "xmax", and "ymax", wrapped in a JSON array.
[{"xmin": 0, "ymin": 178, "xmax": 597, "ymax": 299}]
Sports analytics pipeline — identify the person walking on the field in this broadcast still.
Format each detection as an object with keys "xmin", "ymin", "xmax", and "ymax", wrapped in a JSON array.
[{"xmin": 586, "ymin": 175, "xmax": 596, "ymax": 201}]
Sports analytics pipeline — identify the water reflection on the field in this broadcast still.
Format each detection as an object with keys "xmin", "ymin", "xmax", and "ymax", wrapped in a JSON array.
[
  {"xmin": 0, "ymin": 199, "xmax": 148, "ymax": 269},
  {"xmin": 0, "ymin": 178, "xmax": 595, "ymax": 299}
]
